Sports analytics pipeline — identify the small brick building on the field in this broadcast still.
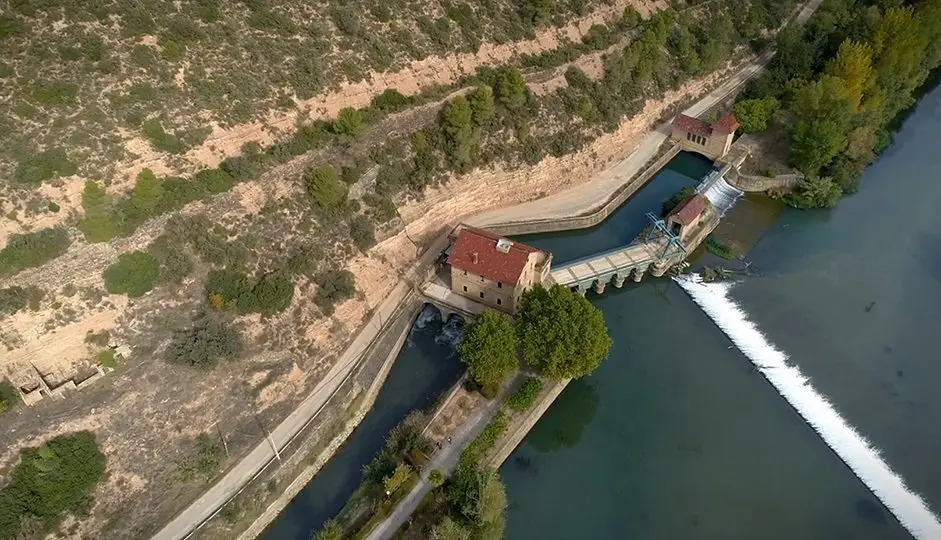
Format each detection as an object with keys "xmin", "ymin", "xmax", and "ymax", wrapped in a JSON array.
[
  {"xmin": 666, "ymin": 194, "xmax": 708, "ymax": 239},
  {"xmin": 447, "ymin": 225, "xmax": 550, "ymax": 314},
  {"xmin": 670, "ymin": 112, "xmax": 738, "ymax": 159}
]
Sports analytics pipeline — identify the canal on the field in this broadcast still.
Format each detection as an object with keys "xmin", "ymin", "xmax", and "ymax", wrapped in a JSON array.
[
  {"xmin": 261, "ymin": 308, "xmax": 463, "ymax": 540},
  {"xmin": 499, "ymin": 86, "xmax": 941, "ymax": 538}
]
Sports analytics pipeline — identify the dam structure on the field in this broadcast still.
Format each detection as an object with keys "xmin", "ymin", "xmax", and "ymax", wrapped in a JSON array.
[{"xmin": 549, "ymin": 164, "xmax": 743, "ymax": 295}]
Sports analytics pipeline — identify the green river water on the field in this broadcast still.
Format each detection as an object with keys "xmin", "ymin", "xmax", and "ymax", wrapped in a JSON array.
[{"xmin": 500, "ymin": 84, "xmax": 941, "ymax": 540}]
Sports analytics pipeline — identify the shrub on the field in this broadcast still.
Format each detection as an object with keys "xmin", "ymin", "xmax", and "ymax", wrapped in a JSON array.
[
  {"xmin": 371, "ymin": 89, "xmax": 412, "ymax": 113},
  {"xmin": 341, "ymin": 165, "xmax": 363, "ymax": 184},
  {"xmin": 97, "ymin": 350, "xmax": 117, "ymax": 369},
  {"xmin": 0, "ymin": 379, "xmax": 18, "ymax": 414},
  {"xmin": 362, "ymin": 193, "xmax": 398, "ymax": 223},
  {"xmin": 205, "ymin": 270, "xmax": 294, "ymax": 315},
  {"xmin": 286, "ymin": 244, "xmax": 322, "ymax": 277},
  {"xmin": 142, "ymin": 119, "xmax": 185, "ymax": 154},
  {"xmin": 0, "ymin": 228, "xmax": 71, "ymax": 278},
  {"xmin": 0, "ymin": 286, "xmax": 42, "ymax": 315},
  {"xmin": 330, "ymin": 5, "xmax": 361, "ymax": 35},
  {"xmin": 507, "ymin": 377, "xmax": 543, "ymax": 411},
  {"xmin": 428, "ymin": 469, "xmax": 445, "ymax": 487},
  {"xmin": 84, "ymin": 330, "xmax": 110, "ymax": 347},
  {"xmin": 334, "ymin": 107, "xmax": 364, "ymax": 137},
  {"xmin": 177, "ymin": 433, "xmax": 225, "ymax": 482},
  {"xmin": 193, "ymin": 168, "xmax": 235, "ymax": 194},
  {"xmin": 166, "ymin": 316, "xmax": 243, "ymax": 369},
  {"xmin": 785, "ymin": 175, "xmax": 843, "ymax": 209},
  {"xmin": 103, "ymin": 251, "xmax": 159, "ymax": 297},
  {"xmin": 0, "ymin": 431, "xmax": 106, "ymax": 539},
  {"xmin": 733, "ymin": 97, "xmax": 779, "ymax": 133},
  {"xmin": 78, "ymin": 180, "xmax": 118, "ymax": 242},
  {"xmin": 312, "ymin": 519, "xmax": 343, "ymax": 540},
  {"xmin": 705, "ymin": 237, "xmax": 740, "ymax": 260},
  {"xmin": 306, "ymin": 165, "xmax": 347, "ymax": 212},
  {"xmin": 31, "ymin": 80, "xmax": 79, "ymax": 105},
  {"xmin": 13, "ymin": 148, "xmax": 77, "ymax": 184},
  {"xmin": 460, "ymin": 410, "xmax": 509, "ymax": 468},
  {"xmin": 349, "ymin": 215, "xmax": 376, "ymax": 251},
  {"xmin": 313, "ymin": 269, "xmax": 356, "ymax": 315}
]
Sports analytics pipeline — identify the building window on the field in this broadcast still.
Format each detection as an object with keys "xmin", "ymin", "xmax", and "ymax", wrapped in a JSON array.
[
  {"xmin": 480, "ymin": 276, "xmax": 485, "ymax": 282},
  {"xmin": 497, "ymin": 282, "xmax": 502, "ymax": 288},
  {"xmin": 479, "ymin": 292, "xmax": 484, "ymax": 299},
  {"xmin": 497, "ymin": 298, "xmax": 502, "ymax": 305},
  {"xmin": 463, "ymin": 286, "xmax": 467, "ymax": 292},
  {"xmin": 463, "ymin": 270, "xmax": 467, "ymax": 276}
]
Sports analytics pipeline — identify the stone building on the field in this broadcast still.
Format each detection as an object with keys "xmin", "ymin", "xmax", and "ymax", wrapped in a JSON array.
[
  {"xmin": 670, "ymin": 112, "xmax": 739, "ymax": 159},
  {"xmin": 666, "ymin": 193, "xmax": 708, "ymax": 239},
  {"xmin": 446, "ymin": 225, "xmax": 551, "ymax": 314}
]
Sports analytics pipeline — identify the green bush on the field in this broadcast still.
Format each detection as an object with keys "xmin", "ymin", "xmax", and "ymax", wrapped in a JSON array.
[
  {"xmin": 0, "ymin": 286, "xmax": 42, "ymax": 315},
  {"xmin": 0, "ymin": 431, "xmax": 106, "ymax": 539},
  {"xmin": 784, "ymin": 175, "xmax": 843, "ymax": 209},
  {"xmin": 193, "ymin": 168, "xmax": 236, "ymax": 194},
  {"xmin": 428, "ymin": 469, "xmax": 445, "ymax": 487},
  {"xmin": 97, "ymin": 350, "xmax": 117, "ymax": 369},
  {"xmin": 0, "ymin": 228, "xmax": 71, "ymax": 278},
  {"xmin": 306, "ymin": 165, "xmax": 347, "ymax": 212},
  {"xmin": 507, "ymin": 377, "xmax": 543, "ymax": 411},
  {"xmin": 166, "ymin": 315, "xmax": 243, "ymax": 369},
  {"xmin": 142, "ymin": 119, "xmax": 185, "ymax": 154},
  {"xmin": 177, "ymin": 433, "xmax": 225, "ymax": 482},
  {"xmin": 313, "ymin": 269, "xmax": 356, "ymax": 315},
  {"xmin": 13, "ymin": 148, "xmax": 77, "ymax": 184},
  {"xmin": 733, "ymin": 97, "xmax": 779, "ymax": 133},
  {"xmin": 348, "ymin": 215, "xmax": 376, "ymax": 252},
  {"xmin": 0, "ymin": 379, "xmax": 18, "ymax": 414},
  {"xmin": 370, "ymin": 89, "xmax": 412, "ymax": 113},
  {"xmin": 460, "ymin": 410, "xmax": 509, "ymax": 468},
  {"xmin": 362, "ymin": 193, "xmax": 398, "ymax": 223},
  {"xmin": 31, "ymin": 80, "xmax": 79, "ymax": 105},
  {"xmin": 78, "ymin": 180, "xmax": 118, "ymax": 242},
  {"xmin": 102, "ymin": 251, "xmax": 160, "ymax": 297},
  {"xmin": 330, "ymin": 5, "xmax": 361, "ymax": 35},
  {"xmin": 334, "ymin": 107, "xmax": 365, "ymax": 137},
  {"xmin": 205, "ymin": 270, "xmax": 294, "ymax": 315},
  {"xmin": 312, "ymin": 519, "xmax": 343, "ymax": 540}
]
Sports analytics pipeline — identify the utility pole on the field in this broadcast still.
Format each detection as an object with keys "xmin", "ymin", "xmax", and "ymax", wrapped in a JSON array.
[
  {"xmin": 214, "ymin": 422, "xmax": 229, "ymax": 457},
  {"xmin": 256, "ymin": 415, "xmax": 280, "ymax": 462}
]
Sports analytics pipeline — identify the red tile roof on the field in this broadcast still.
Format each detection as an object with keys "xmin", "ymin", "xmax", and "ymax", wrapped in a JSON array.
[
  {"xmin": 672, "ymin": 114, "xmax": 713, "ymax": 137},
  {"xmin": 447, "ymin": 226, "xmax": 540, "ymax": 285},
  {"xmin": 671, "ymin": 194, "xmax": 708, "ymax": 225},
  {"xmin": 713, "ymin": 112, "xmax": 739, "ymax": 134}
]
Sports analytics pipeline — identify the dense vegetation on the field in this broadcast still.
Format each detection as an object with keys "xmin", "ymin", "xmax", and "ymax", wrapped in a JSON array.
[
  {"xmin": 516, "ymin": 284, "xmax": 612, "ymax": 379},
  {"xmin": 102, "ymin": 251, "xmax": 160, "ymax": 297},
  {"xmin": 507, "ymin": 376, "xmax": 543, "ymax": 411},
  {"xmin": 165, "ymin": 315, "xmax": 244, "ymax": 369},
  {"xmin": 457, "ymin": 311, "xmax": 518, "ymax": 395},
  {"xmin": 0, "ymin": 432, "xmax": 106, "ymax": 540},
  {"xmin": 177, "ymin": 433, "xmax": 226, "ymax": 482},
  {"xmin": 738, "ymin": 0, "xmax": 941, "ymax": 207},
  {"xmin": 205, "ymin": 269, "xmax": 295, "ymax": 316},
  {"xmin": 0, "ymin": 380, "xmax": 19, "ymax": 414},
  {"xmin": 0, "ymin": 228, "xmax": 70, "ymax": 277},
  {"xmin": 0, "ymin": 285, "xmax": 44, "ymax": 315}
]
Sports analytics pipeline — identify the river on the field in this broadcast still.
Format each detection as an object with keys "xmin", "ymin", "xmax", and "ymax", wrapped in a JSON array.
[{"xmin": 500, "ymin": 85, "xmax": 941, "ymax": 539}]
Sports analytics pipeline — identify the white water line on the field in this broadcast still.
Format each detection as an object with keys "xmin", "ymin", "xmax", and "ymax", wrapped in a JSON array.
[{"xmin": 674, "ymin": 274, "xmax": 941, "ymax": 539}]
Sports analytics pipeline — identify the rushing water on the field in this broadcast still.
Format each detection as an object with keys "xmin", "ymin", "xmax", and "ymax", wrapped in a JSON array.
[
  {"xmin": 262, "ymin": 306, "xmax": 463, "ymax": 540},
  {"xmin": 502, "ymin": 83, "xmax": 941, "ymax": 539}
]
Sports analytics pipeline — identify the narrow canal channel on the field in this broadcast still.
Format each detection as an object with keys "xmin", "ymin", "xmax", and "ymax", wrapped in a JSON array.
[{"xmin": 262, "ymin": 309, "xmax": 463, "ymax": 540}]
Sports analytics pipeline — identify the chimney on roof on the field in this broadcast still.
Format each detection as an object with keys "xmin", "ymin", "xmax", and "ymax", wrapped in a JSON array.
[{"xmin": 472, "ymin": 252, "xmax": 478, "ymax": 264}]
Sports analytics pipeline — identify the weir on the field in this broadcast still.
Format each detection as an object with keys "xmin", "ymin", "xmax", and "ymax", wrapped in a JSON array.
[
  {"xmin": 696, "ymin": 167, "xmax": 743, "ymax": 217},
  {"xmin": 676, "ymin": 275, "xmax": 941, "ymax": 540}
]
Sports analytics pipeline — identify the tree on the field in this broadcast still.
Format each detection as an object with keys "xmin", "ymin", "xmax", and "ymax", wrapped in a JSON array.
[
  {"xmin": 516, "ymin": 284, "xmax": 612, "ymax": 379},
  {"xmin": 431, "ymin": 517, "xmax": 470, "ymax": 540},
  {"xmin": 0, "ymin": 431, "xmax": 106, "ymax": 539},
  {"xmin": 825, "ymin": 40, "xmax": 874, "ymax": 111},
  {"xmin": 348, "ymin": 214, "xmax": 376, "ymax": 251},
  {"xmin": 457, "ymin": 311, "xmax": 518, "ymax": 390},
  {"xmin": 306, "ymin": 165, "xmax": 347, "ymax": 211},
  {"xmin": 166, "ymin": 315, "xmax": 243, "ymax": 369},
  {"xmin": 428, "ymin": 469, "xmax": 445, "ymax": 487},
  {"xmin": 334, "ymin": 107, "xmax": 364, "ymax": 137},
  {"xmin": 383, "ymin": 463, "xmax": 412, "ymax": 495},
  {"xmin": 313, "ymin": 269, "xmax": 356, "ymax": 315},
  {"xmin": 785, "ymin": 175, "xmax": 843, "ymax": 209},
  {"xmin": 733, "ymin": 97, "xmax": 779, "ymax": 133},
  {"xmin": 520, "ymin": 0, "xmax": 554, "ymax": 26},
  {"xmin": 442, "ymin": 96, "xmax": 474, "ymax": 169},
  {"xmin": 78, "ymin": 181, "xmax": 118, "ymax": 242},
  {"xmin": 467, "ymin": 86, "xmax": 494, "ymax": 126},
  {"xmin": 311, "ymin": 519, "xmax": 343, "ymax": 540},
  {"xmin": 494, "ymin": 69, "xmax": 527, "ymax": 111},
  {"xmin": 130, "ymin": 168, "xmax": 165, "ymax": 217},
  {"xmin": 102, "ymin": 251, "xmax": 159, "ymax": 297},
  {"xmin": 790, "ymin": 119, "xmax": 847, "ymax": 175}
]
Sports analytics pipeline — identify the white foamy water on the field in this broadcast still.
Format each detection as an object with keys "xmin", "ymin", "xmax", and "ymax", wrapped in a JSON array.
[
  {"xmin": 675, "ymin": 274, "xmax": 941, "ymax": 539},
  {"xmin": 696, "ymin": 170, "xmax": 743, "ymax": 217}
]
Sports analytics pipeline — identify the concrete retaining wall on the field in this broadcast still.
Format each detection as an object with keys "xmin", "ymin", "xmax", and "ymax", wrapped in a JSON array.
[
  {"xmin": 485, "ymin": 143, "xmax": 682, "ymax": 237},
  {"xmin": 726, "ymin": 170, "xmax": 801, "ymax": 192}
]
